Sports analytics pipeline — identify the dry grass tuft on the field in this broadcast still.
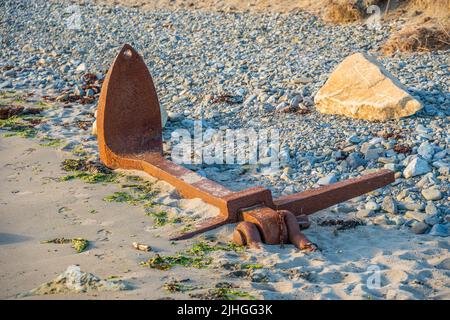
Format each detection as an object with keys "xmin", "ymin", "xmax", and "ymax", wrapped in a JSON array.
[
  {"xmin": 324, "ymin": 1, "xmax": 364, "ymax": 23},
  {"xmin": 382, "ymin": 24, "xmax": 450, "ymax": 55}
]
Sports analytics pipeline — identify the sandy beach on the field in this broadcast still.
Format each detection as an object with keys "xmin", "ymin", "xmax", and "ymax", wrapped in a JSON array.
[{"xmin": 1, "ymin": 134, "xmax": 449, "ymax": 299}]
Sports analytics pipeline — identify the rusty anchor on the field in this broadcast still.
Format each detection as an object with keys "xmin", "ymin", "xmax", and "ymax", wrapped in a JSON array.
[{"xmin": 97, "ymin": 44, "xmax": 395, "ymax": 251}]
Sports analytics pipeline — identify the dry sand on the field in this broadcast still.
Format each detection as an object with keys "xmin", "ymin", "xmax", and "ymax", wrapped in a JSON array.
[{"xmin": 1, "ymin": 135, "xmax": 449, "ymax": 299}]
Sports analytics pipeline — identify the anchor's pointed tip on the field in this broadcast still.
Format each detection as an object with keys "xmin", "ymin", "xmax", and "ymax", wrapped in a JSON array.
[
  {"xmin": 121, "ymin": 43, "xmax": 133, "ymax": 51},
  {"xmin": 118, "ymin": 43, "xmax": 140, "ymax": 58}
]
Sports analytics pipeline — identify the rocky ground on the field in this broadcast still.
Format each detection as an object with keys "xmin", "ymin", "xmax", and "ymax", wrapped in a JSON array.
[{"xmin": 0, "ymin": 0, "xmax": 449, "ymax": 299}]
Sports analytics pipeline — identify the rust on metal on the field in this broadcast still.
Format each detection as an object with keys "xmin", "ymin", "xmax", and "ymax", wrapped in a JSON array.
[{"xmin": 97, "ymin": 44, "xmax": 396, "ymax": 250}]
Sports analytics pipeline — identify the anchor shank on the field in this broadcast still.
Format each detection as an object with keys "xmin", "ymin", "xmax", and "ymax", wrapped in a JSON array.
[{"xmin": 274, "ymin": 169, "xmax": 395, "ymax": 215}]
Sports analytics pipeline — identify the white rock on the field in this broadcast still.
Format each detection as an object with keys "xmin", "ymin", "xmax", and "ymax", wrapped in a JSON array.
[
  {"xmin": 403, "ymin": 157, "xmax": 431, "ymax": 179},
  {"xmin": 365, "ymin": 201, "xmax": 380, "ymax": 211},
  {"xmin": 417, "ymin": 142, "xmax": 434, "ymax": 160},
  {"xmin": 314, "ymin": 53, "xmax": 422, "ymax": 121},
  {"xmin": 76, "ymin": 63, "xmax": 86, "ymax": 72}
]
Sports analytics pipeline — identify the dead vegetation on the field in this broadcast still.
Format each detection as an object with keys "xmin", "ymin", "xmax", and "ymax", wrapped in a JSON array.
[
  {"xmin": 323, "ymin": 1, "xmax": 365, "ymax": 23},
  {"xmin": 382, "ymin": 24, "xmax": 449, "ymax": 54},
  {"xmin": 322, "ymin": 0, "xmax": 449, "ymax": 53}
]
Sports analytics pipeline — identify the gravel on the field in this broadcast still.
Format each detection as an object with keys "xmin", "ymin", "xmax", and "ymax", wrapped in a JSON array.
[{"xmin": 0, "ymin": 0, "xmax": 448, "ymax": 235}]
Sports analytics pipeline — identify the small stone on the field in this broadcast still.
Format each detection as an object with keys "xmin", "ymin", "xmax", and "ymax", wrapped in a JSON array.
[
  {"xmin": 260, "ymin": 103, "xmax": 275, "ymax": 112},
  {"xmin": 429, "ymin": 224, "xmax": 449, "ymax": 237},
  {"xmin": 244, "ymin": 94, "xmax": 257, "ymax": 105},
  {"xmin": 346, "ymin": 152, "xmax": 366, "ymax": 169},
  {"xmin": 275, "ymin": 101, "xmax": 289, "ymax": 112},
  {"xmin": 76, "ymin": 63, "xmax": 86, "ymax": 72},
  {"xmin": 381, "ymin": 196, "xmax": 397, "ymax": 214},
  {"xmin": 415, "ymin": 124, "xmax": 431, "ymax": 135},
  {"xmin": 400, "ymin": 202, "xmax": 425, "ymax": 211},
  {"xmin": 347, "ymin": 135, "xmax": 361, "ymax": 144},
  {"xmin": 0, "ymin": 80, "xmax": 13, "ymax": 89},
  {"xmin": 384, "ymin": 163, "xmax": 396, "ymax": 171},
  {"xmin": 373, "ymin": 215, "xmax": 388, "ymax": 225},
  {"xmin": 435, "ymin": 258, "xmax": 450, "ymax": 270},
  {"xmin": 3, "ymin": 69, "xmax": 16, "ymax": 77},
  {"xmin": 317, "ymin": 174, "xmax": 338, "ymax": 186},
  {"xmin": 403, "ymin": 157, "xmax": 431, "ymax": 179},
  {"xmin": 404, "ymin": 211, "xmax": 427, "ymax": 222},
  {"xmin": 289, "ymin": 95, "xmax": 302, "ymax": 108},
  {"xmin": 365, "ymin": 201, "xmax": 380, "ymax": 211},
  {"xmin": 74, "ymin": 86, "xmax": 85, "ymax": 96},
  {"xmin": 56, "ymin": 93, "xmax": 69, "ymax": 102},
  {"xmin": 364, "ymin": 148, "xmax": 385, "ymax": 161},
  {"xmin": 168, "ymin": 111, "xmax": 183, "ymax": 121},
  {"xmin": 91, "ymin": 120, "xmax": 97, "ymax": 136},
  {"xmin": 417, "ymin": 142, "xmax": 435, "ymax": 160},
  {"xmin": 410, "ymin": 221, "xmax": 429, "ymax": 234},
  {"xmin": 425, "ymin": 202, "xmax": 439, "ymax": 215},
  {"xmin": 333, "ymin": 203, "xmax": 355, "ymax": 213},
  {"xmin": 356, "ymin": 209, "xmax": 373, "ymax": 219},
  {"xmin": 424, "ymin": 214, "xmax": 440, "ymax": 226},
  {"xmin": 86, "ymin": 89, "xmax": 95, "ymax": 97},
  {"xmin": 421, "ymin": 188, "xmax": 442, "ymax": 201},
  {"xmin": 390, "ymin": 215, "xmax": 405, "ymax": 226}
]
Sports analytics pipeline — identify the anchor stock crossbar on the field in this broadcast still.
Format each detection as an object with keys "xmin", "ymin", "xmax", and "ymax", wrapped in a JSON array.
[{"xmin": 97, "ymin": 44, "xmax": 395, "ymax": 249}]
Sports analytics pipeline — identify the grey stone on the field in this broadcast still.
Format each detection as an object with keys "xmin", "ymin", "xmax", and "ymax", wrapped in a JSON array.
[
  {"xmin": 415, "ymin": 124, "xmax": 431, "ymax": 135},
  {"xmin": 417, "ymin": 141, "xmax": 434, "ymax": 160},
  {"xmin": 346, "ymin": 152, "xmax": 366, "ymax": 169},
  {"xmin": 364, "ymin": 148, "xmax": 385, "ymax": 161},
  {"xmin": 0, "ymin": 80, "xmax": 13, "ymax": 89},
  {"xmin": 74, "ymin": 86, "xmax": 85, "ymax": 96},
  {"xmin": 373, "ymin": 215, "xmax": 388, "ymax": 225},
  {"xmin": 3, "ymin": 70, "xmax": 16, "ymax": 77},
  {"xmin": 411, "ymin": 221, "xmax": 429, "ymax": 234},
  {"xmin": 399, "ymin": 202, "xmax": 425, "ymax": 211},
  {"xmin": 384, "ymin": 163, "xmax": 396, "ymax": 171},
  {"xmin": 421, "ymin": 188, "xmax": 443, "ymax": 201},
  {"xmin": 424, "ymin": 214, "xmax": 441, "ymax": 226},
  {"xmin": 429, "ymin": 224, "xmax": 449, "ymax": 237},
  {"xmin": 425, "ymin": 202, "xmax": 439, "ymax": 215},
  {"xmin": 347, "ymin": 135, "xmax": 360, "ymax": 144},
  {"xmin": 404, "ymin": 211, "xmax": 427, "ymax": 222},
  {"xmin": 381, "ymin": 196, "xmax": 397, "ymax": 214},
  {"xmin": 317, "ymin": 174, "xmax": 338, "ymax": 186},
  {"xmin": 435, "ymin": 258, "xmax": 450, "ymax": 270},
  {"xmin": 356, "ymin": 209, "xmax": 374, "ymax": 219},
  {"xmin": 86, "ymin": 89, "xmax": 95, "ymax": 97}
]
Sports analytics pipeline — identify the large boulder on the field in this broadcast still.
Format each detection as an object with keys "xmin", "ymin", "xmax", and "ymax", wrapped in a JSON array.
[{"xmin": 314, "ymin": 52, "xmax": 422, "ymax": 121}]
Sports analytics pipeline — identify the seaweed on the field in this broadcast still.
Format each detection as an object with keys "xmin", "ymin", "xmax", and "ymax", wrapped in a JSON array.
[
  {"xmin": 41, "ymin": 237, "xmax": 89, "ymax": 253},
  {"xmin": 62, "ymin": 171, "xmax": 117, "ymax": 184},
  {"xmin": 140, "ymin": 253, "xmax": 211, "ymax": 270},
  {"xmin": 39, "ymin": 137, "xmax": 63, "ymax": 147},
  {"xmin": 163, "ymin": 280, "xmax": 198, "ymax": 293},
  {"xmin": 145, "ymin": 210, "xmax": 169, "ymax": 227},
  {"xmin": 187, "ymin": 240, "xmax": 245, "ymax": 256},
  {"xmin": 240, "ymin": 263, "xmax": 263, "ymax": 270},
  {"xmin": 190, "ymin": 283, "xmax": 256, "ymax": 300},
  {"xmin": 71, "ymin": 238, "xmax": 89, "ymax": 253},
  {"xmin": 103, "ymin": 191, "xmax": 135, "ymax": 204},
  {"xmin": 0, "ymin": 115, "xmax": 38, "ymax": 138},
  {"xmin": 141, "ymin": 240, "xmax": 245, "ymax": 271}
]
